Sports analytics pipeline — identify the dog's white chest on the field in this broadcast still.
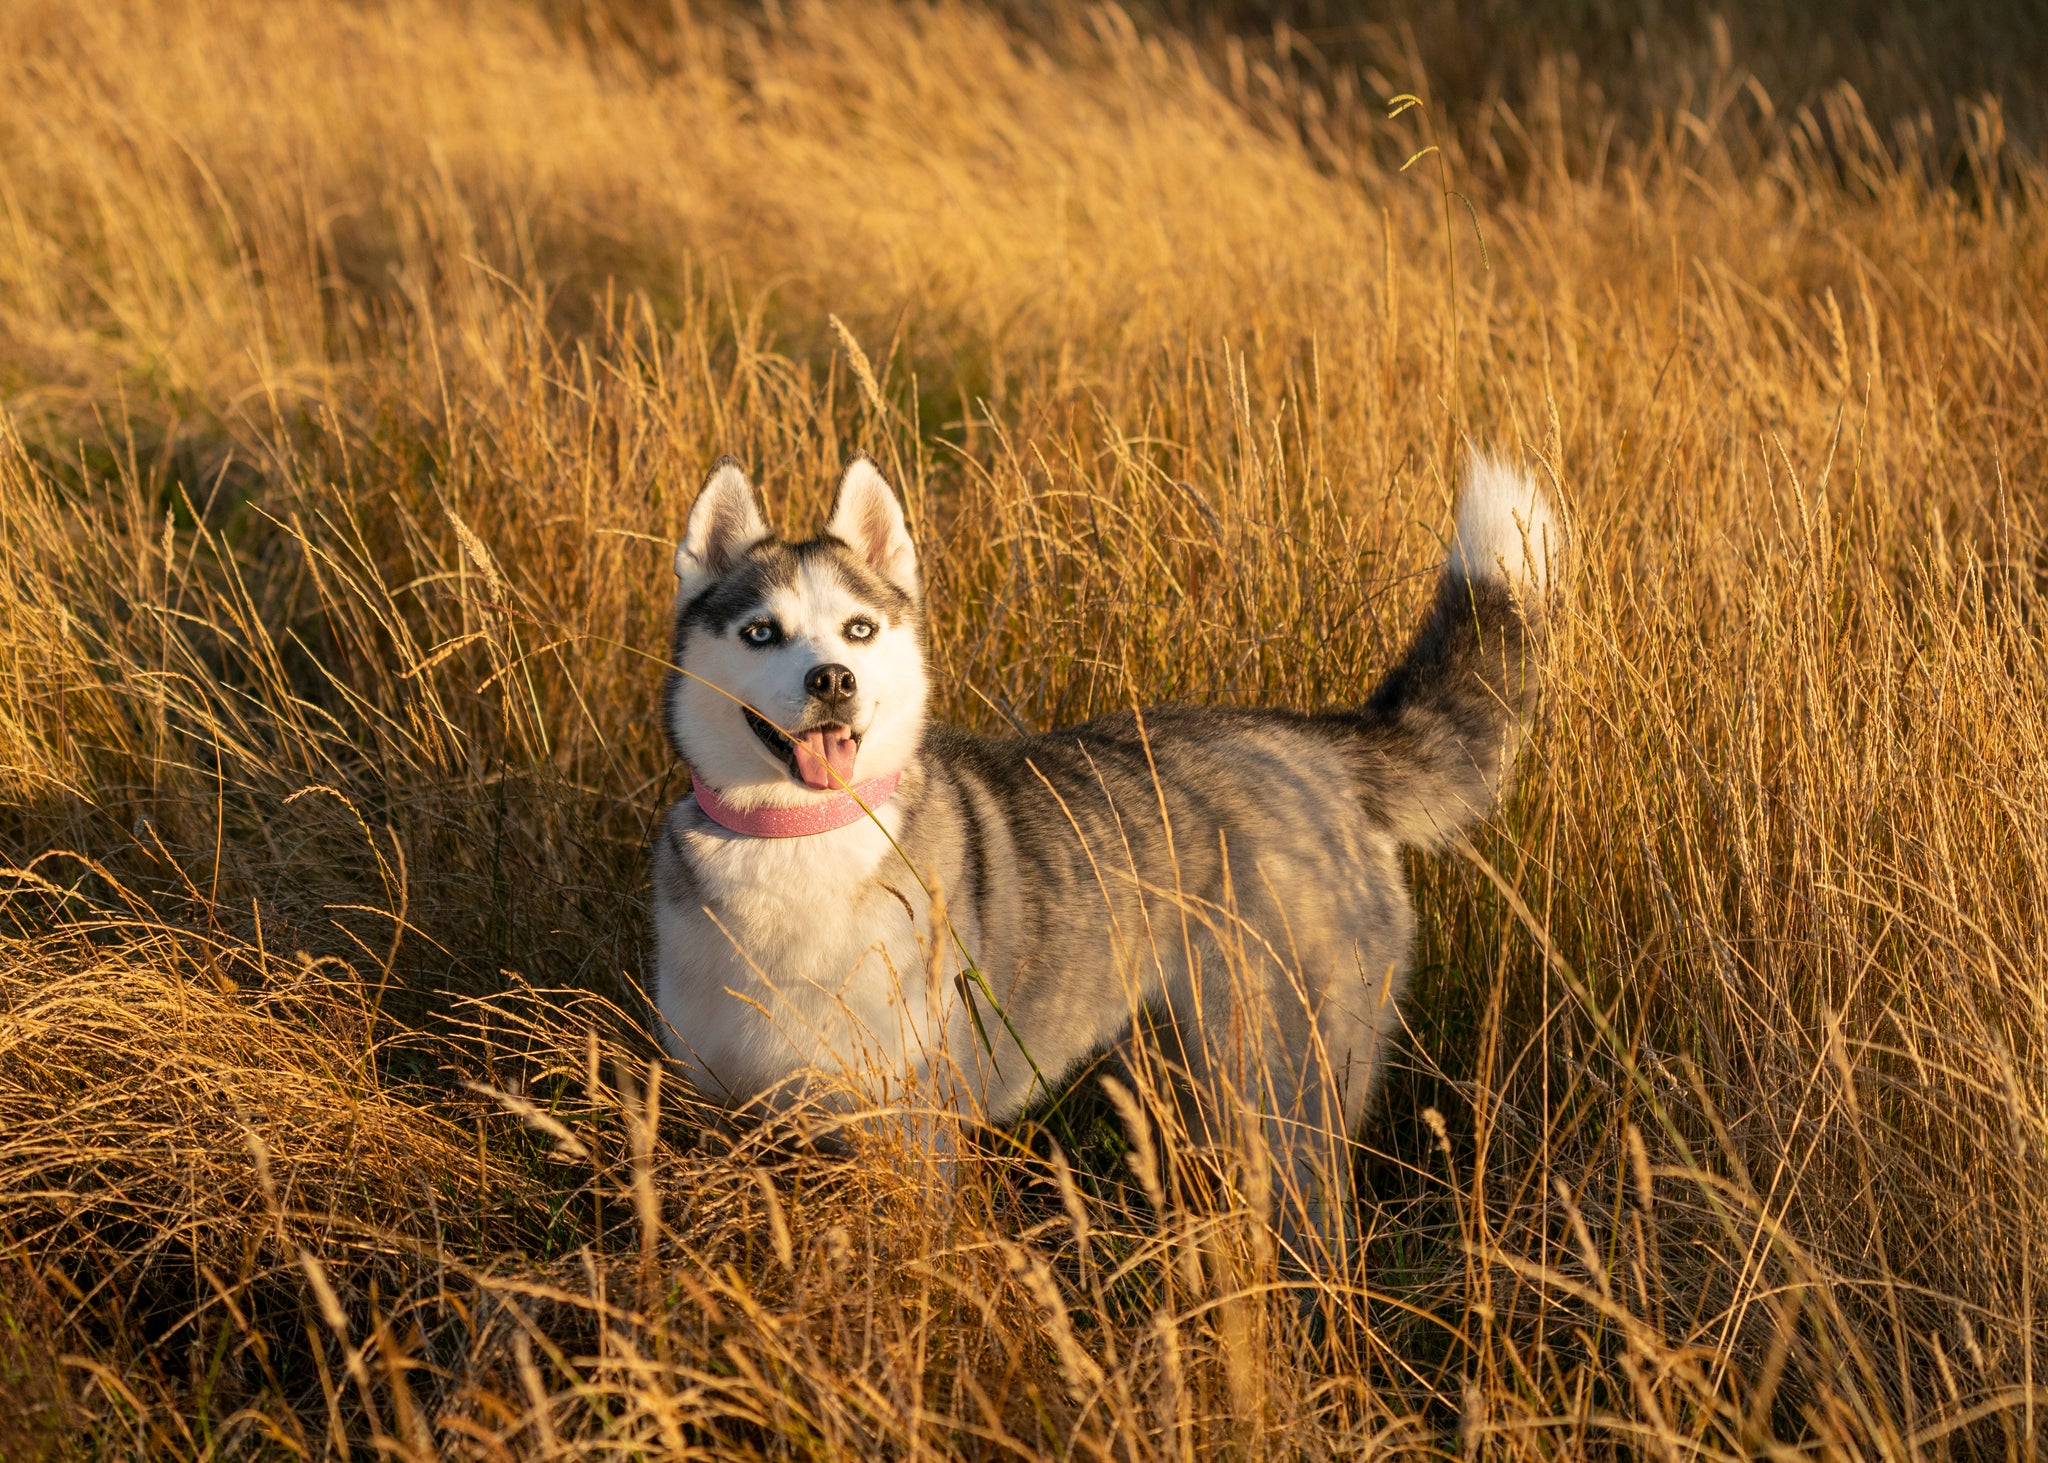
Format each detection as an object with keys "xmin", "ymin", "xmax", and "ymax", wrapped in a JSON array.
[{"xmin": 651, "ymin": 807, "xmax": 953, "ymax": 1108}]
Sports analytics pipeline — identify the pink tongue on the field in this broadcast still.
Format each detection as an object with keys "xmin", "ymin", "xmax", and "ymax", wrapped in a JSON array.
[{"xmin": 791, "ymin": 728, "xmax": 859, "ymax": 791}]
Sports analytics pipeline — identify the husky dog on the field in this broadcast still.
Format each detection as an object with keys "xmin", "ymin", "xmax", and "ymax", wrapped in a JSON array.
[{"xmin": 651, "ymin": 452, "xmax": 1556, "ymax": 1247}]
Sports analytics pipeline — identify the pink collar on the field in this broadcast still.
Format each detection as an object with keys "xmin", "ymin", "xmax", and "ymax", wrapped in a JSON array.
[{"xmin": 690, "ymin": 770, "xmax": 902, "ymax": 838}]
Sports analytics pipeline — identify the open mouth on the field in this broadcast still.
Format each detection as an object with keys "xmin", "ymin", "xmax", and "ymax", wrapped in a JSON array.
[{"xmin": 745, "ymin": 708, "xmax": 861, "ymax": 791}]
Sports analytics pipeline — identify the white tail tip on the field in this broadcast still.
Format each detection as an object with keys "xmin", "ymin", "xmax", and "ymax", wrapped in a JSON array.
[{"xmin": 1447, "ymin": 452, "xmax": 1560, "ymax": 594}]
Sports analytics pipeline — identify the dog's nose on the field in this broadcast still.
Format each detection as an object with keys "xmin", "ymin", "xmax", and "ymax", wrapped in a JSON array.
[{"xmin": 804, "ymin": 663, "xmax": 857, "ymax": 701}]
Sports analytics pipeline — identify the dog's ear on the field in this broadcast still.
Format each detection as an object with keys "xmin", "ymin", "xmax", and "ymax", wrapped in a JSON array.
[
  {"xmin": 825, "ymin": 457, "xmax": 919, "ymax": 600},
  {"xmin": 676, "ymin": 458, "xmax": 770, "ymax": 598}
]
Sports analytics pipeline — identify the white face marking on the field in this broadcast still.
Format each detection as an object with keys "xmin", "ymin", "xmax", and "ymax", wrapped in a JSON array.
[{"xmin": 671, "ymin": 557, "xmax": 928, "ymax": 806}]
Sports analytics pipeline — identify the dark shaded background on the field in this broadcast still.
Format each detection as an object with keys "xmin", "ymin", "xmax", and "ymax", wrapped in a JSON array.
[{"xmin": 552, "ymin": 0, "xmax": 2047, "ymax": 187}]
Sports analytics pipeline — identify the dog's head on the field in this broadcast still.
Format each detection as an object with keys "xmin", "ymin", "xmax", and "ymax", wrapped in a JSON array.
[{"xmin": 665, "ymin": 456, "xmax": 927, "ymax": 806}]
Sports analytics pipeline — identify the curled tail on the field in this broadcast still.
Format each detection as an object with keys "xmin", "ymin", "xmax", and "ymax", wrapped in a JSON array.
[{"xmin": 1357, "ymin": 452, "xmax": 1560, "ymax": 850}]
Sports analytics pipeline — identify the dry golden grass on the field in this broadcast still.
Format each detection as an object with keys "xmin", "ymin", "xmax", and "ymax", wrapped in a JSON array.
[{"xmin": 2, "ymin": 0, "xmax": 2046, "ymax": 1456}]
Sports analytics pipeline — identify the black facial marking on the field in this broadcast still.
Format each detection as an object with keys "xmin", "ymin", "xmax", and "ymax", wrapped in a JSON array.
[
  {"xmin": 812, "ymin": 536, "xmax": 920, "ymax": 624},
  {"xmin": 671, "ymin": 533, "xmax": 921, "ymax": 662},
  {"xmin": 674, "ymin": 542, "xmax": 799, "ymax": 640}
]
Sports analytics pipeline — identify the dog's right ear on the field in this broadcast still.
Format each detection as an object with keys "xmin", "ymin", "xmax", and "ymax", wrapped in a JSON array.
[
  {"xmin": 675, "ymin": 458, "xmax": 770, "ymax": 599},
  {"xmin": 826, "ymin": 457, "xmax": 919, "ymax": 601}
]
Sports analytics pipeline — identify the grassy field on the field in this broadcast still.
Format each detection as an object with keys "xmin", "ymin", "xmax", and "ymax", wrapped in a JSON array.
[{"xmin": 2, "ymin": 0, "xmax": 2046, "ymax": 1456}]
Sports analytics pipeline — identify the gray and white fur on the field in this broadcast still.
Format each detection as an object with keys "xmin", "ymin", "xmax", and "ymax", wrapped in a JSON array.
[{"xmin": 651, "ymin": 452, "xmax": 1559, "ymax": 1250}]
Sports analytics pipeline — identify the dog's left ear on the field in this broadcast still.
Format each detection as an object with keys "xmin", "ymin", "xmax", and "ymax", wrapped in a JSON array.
[
  {"xmin": 826, "ymin": 457, "xmax": 919, "ymax": 600},
  {"xmin": 676, "ymin": 458, "xmax": 770, "ymax": 600}
]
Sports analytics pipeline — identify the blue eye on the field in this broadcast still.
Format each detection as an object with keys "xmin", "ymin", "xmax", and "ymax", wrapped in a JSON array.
[
  {"xmin": 741, "ymin": 619, "xmax": 779, "ymax": 646},
  {"xmin": 844, "ymin": 617, "xmax": 877, "ymax": 643}
]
